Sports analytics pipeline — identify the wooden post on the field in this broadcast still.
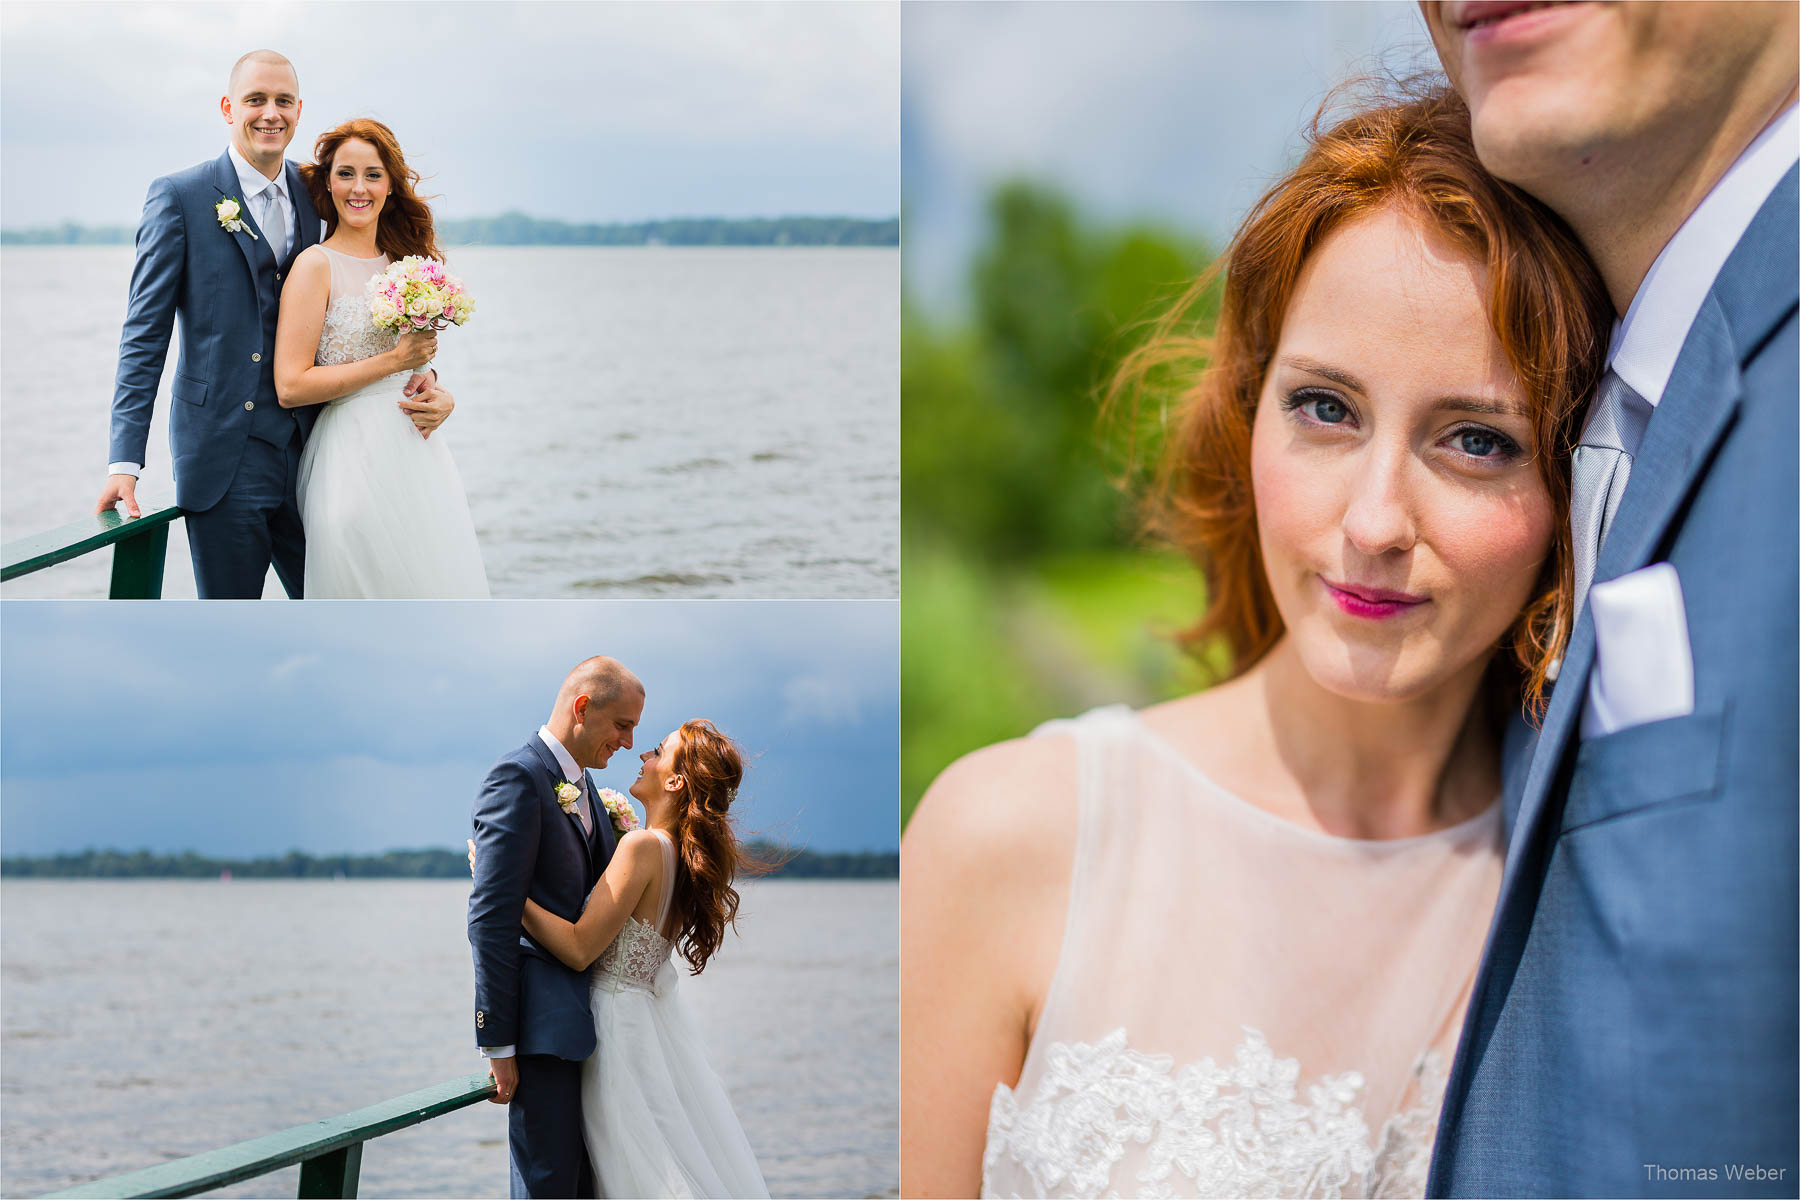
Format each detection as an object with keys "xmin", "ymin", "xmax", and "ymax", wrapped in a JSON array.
[
  {"xmin": 108, "ymin": 519, "xmax": 170, "ymax": 599},
  {"xmin": 297, "ymin": 1144, "xmax": 362, "ymax": 1199}
]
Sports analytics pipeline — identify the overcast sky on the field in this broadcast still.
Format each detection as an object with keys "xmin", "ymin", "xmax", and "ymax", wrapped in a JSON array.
[
  {"xmin": 1, "ymin": 0, "xmax": 899, "ymax": 228},
  {"xmin": 904, "ymin": 1, "xmax": 1435, "ymax": 313},
  {"xmin": 1, "ymin": 601, "xmax": 898, "ymax": 856}
]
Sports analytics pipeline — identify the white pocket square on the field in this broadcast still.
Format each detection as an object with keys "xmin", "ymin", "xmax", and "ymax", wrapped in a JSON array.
[{"xmin": 1581, "ymin": 561, "xmax": 1695, "ymax": 738}]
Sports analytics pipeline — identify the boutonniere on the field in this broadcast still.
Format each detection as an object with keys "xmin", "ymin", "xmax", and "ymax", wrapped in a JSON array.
[
  {"xmin": 553, "ymin": 781, "xmax": 580, "ymax": 815},
  {"xmin": 216, "ymin": 196, "xmax": 258, "ymax": 240},
  {"xmin": 597, "ymin": 788, "xmax": 640, "ymax": 835}
]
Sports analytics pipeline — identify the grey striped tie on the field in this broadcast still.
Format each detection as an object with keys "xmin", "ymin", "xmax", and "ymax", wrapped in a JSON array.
[
  {"xmin": 263, "ymin": 183, "xmax": 287, "ymax": 261},
  {"xmin": 1569, "ymin": 370, "xmax": 1653, "ymax": 628}
]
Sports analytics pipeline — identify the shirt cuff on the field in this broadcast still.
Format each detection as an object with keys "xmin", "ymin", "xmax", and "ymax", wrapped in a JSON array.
[
  {"xmin": 108, "ymin": 462, "xmax": 142, "ymax": 478},
  {"xmin": 480, "ymin": 1045, "xmax": 516, "ymax": 1059}
]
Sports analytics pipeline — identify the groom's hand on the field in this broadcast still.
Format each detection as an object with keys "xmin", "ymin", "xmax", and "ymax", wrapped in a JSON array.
[
  {"xmin": 399, "ymin": 378, "xmax": 454, "ymax": 439},
  {"xmin": 95, "ymin": 474, "xmax": 141, "ymax": 520},
  {"xmin": 488, "ymin": 1055, "xmax": 518, "ymax": 1105}
]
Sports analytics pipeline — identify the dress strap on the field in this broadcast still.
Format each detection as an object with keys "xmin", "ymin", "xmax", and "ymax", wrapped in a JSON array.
[{"xmin": 652, "ymin": 829, "xmax": 677, "ymax": 938}]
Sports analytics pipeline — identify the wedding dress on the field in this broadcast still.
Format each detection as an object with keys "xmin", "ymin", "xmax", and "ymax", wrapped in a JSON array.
[
  {"xmin": 582, "ymin": 829, "xmax": 769, "ymax": 1199},
  {"xmin": 980, "ymin": 706, "xmax": 1504, "ymax": 1200},
  {"xmin": 295, "ymin": 247, "xmax": 488, "ymax": 598}
]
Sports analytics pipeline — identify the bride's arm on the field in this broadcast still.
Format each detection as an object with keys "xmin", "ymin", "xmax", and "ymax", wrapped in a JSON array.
[
  {"xmin": 272, "ymin": 247, "xmax": 437, "ymax": 408},
  {"xmin": 901, "ymin": 736, "xmax": 1076, "ymax": 1198},
  {"xmin": 520, "ymin": 830, "xmax": 662, "ymax": 972}
]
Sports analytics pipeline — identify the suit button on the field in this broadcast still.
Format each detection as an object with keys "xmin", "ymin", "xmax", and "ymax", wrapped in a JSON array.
[
  {"xmin": 252, "ymin": 352, "xmax": 262, "ymax": 363},
  {"xmin": 476, "ymin": 1011, "xmax": 486, "ymax": 1028},
  {"xmin": 275, "ymin": 273, "xmax": 282, "ymax": 282},
  {"xmin": 244, "ymin": 401, "xmax": 255, "ymax": 411}
]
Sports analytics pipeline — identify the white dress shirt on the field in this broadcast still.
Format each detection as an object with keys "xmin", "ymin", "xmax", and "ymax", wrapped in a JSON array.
[
  {"xmin": 481, "ymin": 728, "xmax": 592, "ymax": 1061},
  {"xmin": 1606, "ymin": 103, "xmax": 1798, "ymax": 405},
  {"xmin": 107, "ymin": 145, "xmax": 305, "ymax": 479}
]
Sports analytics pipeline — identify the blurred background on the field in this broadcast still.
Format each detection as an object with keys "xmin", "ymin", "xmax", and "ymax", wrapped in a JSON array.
[{"xmin": 901, "ymin": 1, "xmax": 1435, "ymax": 822}]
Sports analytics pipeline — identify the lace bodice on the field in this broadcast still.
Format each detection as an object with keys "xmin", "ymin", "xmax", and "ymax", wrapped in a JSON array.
[
  {"xmin": 313, "ymin": 247, "xmax": 401, "ymax": 368},
  {"xmin": 590, "ymin": 831, "xmax": 678, "ymax": 995},
  {"xmin": 979, "ymin": 706, "xmax": 1503, "ymax": 1199}
]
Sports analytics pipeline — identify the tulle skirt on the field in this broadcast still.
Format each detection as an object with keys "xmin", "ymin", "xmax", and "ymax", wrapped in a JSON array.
[
  {"xmin": 296, "ymin": 371, "xmax": 489, "ymax": 599},
  {"xmin": 581, "ymin": 961, "xmax": 770, "ymax": 1199}
]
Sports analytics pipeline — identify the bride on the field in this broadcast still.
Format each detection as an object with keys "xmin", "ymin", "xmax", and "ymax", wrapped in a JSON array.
[
  {"xmin": 505, "ymin": 719, "xmax": 770, "ymax": 1200},
  {"xmin": 272, "ymin": 118, "xmax": 488, "ymax": 598},
  {"xmin": 901, "ymin": 82, "xmax": 1612, "ymax": 1198}
]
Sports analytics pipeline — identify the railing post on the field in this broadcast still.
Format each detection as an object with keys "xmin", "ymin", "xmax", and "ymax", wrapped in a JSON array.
[
  {"xmin": 107, "ymin": 519, "xmax": 170, "ymax": 599},
  {"xmin": 296, "ymin": 1144, "xmax": 362, "ymax": 1199}
]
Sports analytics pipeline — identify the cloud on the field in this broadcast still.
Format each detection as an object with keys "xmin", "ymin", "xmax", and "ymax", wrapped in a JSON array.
[
  {"xmin": 270, "ymin": 653, "xmax": 321, "ymax": 683},
  {"xmin": 781, "ymin": 674, "xmax": 863, "ymax": 726}
]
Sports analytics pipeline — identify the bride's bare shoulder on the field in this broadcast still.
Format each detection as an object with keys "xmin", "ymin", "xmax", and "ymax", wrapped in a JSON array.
[{"xmin": 904, "ymin": 731, "xmax": 1077, "ymax": 886}]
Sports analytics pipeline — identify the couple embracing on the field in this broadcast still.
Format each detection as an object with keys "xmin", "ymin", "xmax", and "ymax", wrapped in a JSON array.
[
  {"xmin": 467, "ymin": 656, "xmax": 769, "ymax": 1199},
  {"xmin": 906, "ymin": 3, "xmax": 1796, "ymax": 1197},
  {"xmin": 97, "ymin": 49, "xmax": 486, "ymax": 599}
]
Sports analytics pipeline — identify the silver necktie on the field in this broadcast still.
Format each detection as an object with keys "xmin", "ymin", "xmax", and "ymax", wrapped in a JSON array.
[
  {"xmin": 576, "ymin": 774, "xmax": 594, "ymax": 836},
  {"xmin": 263, "ymin": 182, "xmax": 288, "ymax": 261},
  {"xmin": 1569, "ymin": 370, "xmax": 1653, "ymax": 628}
]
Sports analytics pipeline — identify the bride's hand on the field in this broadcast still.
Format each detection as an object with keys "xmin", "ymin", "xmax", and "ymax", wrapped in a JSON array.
[
  {"xmin": 391, "ymin": 328, "xmax": 438, "ymax": 372},
  {"xmin": 467, "ymin": 838, "xmax": 478, "ymax": 876}
]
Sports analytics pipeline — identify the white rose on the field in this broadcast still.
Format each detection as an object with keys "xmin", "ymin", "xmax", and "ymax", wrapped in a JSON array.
[{"xmin": 217, "ymin": 199, "xmax": 240, "ymax": 221}]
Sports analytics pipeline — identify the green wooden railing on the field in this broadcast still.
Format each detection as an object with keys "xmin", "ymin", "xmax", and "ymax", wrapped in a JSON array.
[
  {"xmin": 1, "ymin": 506, "xmax": 181, "ymax": 598},
  {"xmin": 42, "ymin": 1073, "xmax": 496, "ymax": 1199}
]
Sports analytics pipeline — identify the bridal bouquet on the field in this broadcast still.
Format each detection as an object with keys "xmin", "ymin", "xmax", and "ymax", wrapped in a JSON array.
[
  {"xmin": 597, "ymin": 788, "xmax": 641, "ymax": 836},
  {"xmin": 367, "ymin": 255, "xmax": 476, "ymax": 333}
]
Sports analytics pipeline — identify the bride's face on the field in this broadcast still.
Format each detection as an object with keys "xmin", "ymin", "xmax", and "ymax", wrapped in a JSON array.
[
  {"xmin": 629, "ymin": 731, "xmax": 682, "ymax": 804},
  {"xmin": 1249, "ymin": 203, "xmax": 1553, "ymax": 705},
  {"xmin": 328, "ymin": 138, "xmax": 389, "ymax": 232}
]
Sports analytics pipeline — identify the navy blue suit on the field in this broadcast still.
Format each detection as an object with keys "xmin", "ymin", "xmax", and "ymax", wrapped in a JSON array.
[
  {"xmin": 109, "ymin": 151, "xmax": 321, "ymax": 597},
  {"xmin": 469, "ymin": 738, "xmax": 618, "ymax": 1199},
  {"xmin": 1429, "ymin": 169, "xmax": 1799, "ymax": 1196}
]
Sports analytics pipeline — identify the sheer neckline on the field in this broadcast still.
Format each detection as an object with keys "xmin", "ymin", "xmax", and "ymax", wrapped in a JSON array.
[
  {"xmin": 319, "ymin": 245, "xmax": 386, "ymax": 262},
  {"xmin": 1116, "ymin": 705, "xmax": 1502, "ymax": 852}
]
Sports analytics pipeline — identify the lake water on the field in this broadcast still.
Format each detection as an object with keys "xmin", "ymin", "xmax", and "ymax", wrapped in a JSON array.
[
  {"xmin": 0, "ymin": 246, "xmax": 898, "ymax": 599},
  {"xmin": 0, "ymin": 878, "xmax": 898, "ymax": 1199}
]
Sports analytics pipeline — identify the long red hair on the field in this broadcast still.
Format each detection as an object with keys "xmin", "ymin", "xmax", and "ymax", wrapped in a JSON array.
[
  {"xmin": 665, "ymin": 720, "xmax": 777, "ymax": 976},
  {"xmin": 1111, "ymin": 80, "xmax": 1611, "ymax": 720},
  {"xmin": 302, "ymin": 118, "xmax": 444, "ymax": 262}
]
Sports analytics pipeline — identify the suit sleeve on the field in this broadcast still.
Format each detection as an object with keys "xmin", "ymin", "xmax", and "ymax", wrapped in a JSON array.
[
  {"xmin": 109, "ymin": 176, "xmax": 187, "ymax": 468},
  {"xmin": 468, "ymin": 759, "xmax": 540, "ymax": 1048}
]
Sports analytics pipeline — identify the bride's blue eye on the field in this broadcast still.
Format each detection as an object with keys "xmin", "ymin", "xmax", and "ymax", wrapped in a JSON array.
[
  {"xmin": 1283, "ymin": 388, "xmax": 1352, "ymax": 426},
  {"xmin": 1451, "ymin": 427, "xmax": 1519, "ymax": 460}
]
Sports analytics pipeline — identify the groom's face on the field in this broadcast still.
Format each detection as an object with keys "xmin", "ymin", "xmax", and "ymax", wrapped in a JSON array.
[
  {"xmin": 1422, "ymin": 2, "xmax": 1793, "ymax": 194},
  {"xmin": 222, "ymin": 59, "xmax": 301, "ymax": 166},
  {"xmin": 573, "ymin": 689, "xmax": 644, "ymax": 769}
]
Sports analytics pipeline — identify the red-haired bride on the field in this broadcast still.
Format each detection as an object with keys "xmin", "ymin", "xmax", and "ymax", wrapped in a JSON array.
[{"xmin": 273, "ymin": 118, "xmax": 487, "ymax": 598}]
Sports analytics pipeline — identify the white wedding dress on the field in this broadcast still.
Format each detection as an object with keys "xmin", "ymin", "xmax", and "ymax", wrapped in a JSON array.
[
  {"xmin": 582, "ymin": 829, "xmax": 769, "ymax": 1199},
  {"xmin": 296, "ymin": 247, "xmax": 488, "ymax": 598},
  {"xmin": 980, "ymin": 706, "xmax": 1504, "ymax": 1199}
]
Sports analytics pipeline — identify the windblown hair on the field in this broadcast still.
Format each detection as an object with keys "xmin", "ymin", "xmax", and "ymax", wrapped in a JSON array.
[
  {"xmin": 302, "ymin": 119, "xmax": 444, "ymax": 263},
  {"xmin": 665, "ymin": 720, "xmax": 777, "ymax": 976},
  {"xmin": 1111, "ymin": 78, "xmax": 1612, "ymax": 720}
]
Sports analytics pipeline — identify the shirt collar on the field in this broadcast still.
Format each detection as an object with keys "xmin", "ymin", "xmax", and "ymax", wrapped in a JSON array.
[
  {"xmin": 1608, "ymin": 102, "xmax": 1798, "ymax": 407},
  {"xmin": 537, "ymin": 727, "xmax": 583, "ymax": 784},
  {"xmin": 227, "ymin": 142, "xmax": 288, "ymax": 204}
]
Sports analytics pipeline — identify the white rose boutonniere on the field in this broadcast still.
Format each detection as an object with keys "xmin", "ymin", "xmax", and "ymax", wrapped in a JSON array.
[
  {"xmin": 597, "ymin": 788, "xmax": 640, "ymax": 835},
  {"xmin": 553, "ymin": 781, "xmax": 580, "ymax": 815},
  {"xmin": 216, "ymin": 197, "xmax": 258, "ymax": 240}
]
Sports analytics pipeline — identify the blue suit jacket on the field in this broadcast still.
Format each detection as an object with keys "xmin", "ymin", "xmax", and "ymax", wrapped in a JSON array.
[
  {"xmin": 468, "ymin": 738, "xmax": 618, "ymax": 1062},
  {"xmin": 1429, "ymin": 168, "xmax": 1799, "ymax": 1197},
  {"xmin": 109, "ymin": 151, "xmax": 321, "ymax": 512}
]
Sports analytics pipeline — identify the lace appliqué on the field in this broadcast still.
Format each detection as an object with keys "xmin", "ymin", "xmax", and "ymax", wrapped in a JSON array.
[
  {"xmin": 982, "ymin": 1028, "xmax": 1446, "ymax": 1199},
  {"xmin": 591, "ymin": 916, "xmax": 673, "ymax": 995},
  {"xmin": 316, "ymin": 295, "xmax": 400, "ymax": 368}
]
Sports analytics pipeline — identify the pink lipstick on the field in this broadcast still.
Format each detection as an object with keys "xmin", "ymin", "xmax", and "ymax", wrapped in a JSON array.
[{"xmin": 1322, "ymin": 578, "xmax": 1428, "ymax": 621}]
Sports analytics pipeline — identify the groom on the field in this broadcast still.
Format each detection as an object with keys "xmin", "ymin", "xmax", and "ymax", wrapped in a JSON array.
[
  {"xmin": 1423, "ymin": 3, "xmax": 1797, "ymax": 1195},
  {"xmin": 468, "ymin": 656, "xmax": 644, "ymax": 1199},
  {"xmin": 94, "ymin": 49, "xmax": 453, "ymax": 598}
]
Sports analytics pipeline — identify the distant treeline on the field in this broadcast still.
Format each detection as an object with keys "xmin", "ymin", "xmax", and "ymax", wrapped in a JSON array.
[
  {"xmin": 0, "ymin": 214, "xmax": 899, "ymax": 248},
  {"xmin": 0, "ymin": 844, "xmax": 897, "ymax": 880}
]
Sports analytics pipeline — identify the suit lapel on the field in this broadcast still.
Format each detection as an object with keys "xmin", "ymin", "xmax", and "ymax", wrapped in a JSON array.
[
  {"xmin": 284, "ymin": 160, "xmax": 318, "ymax": 265},
  {"xmin": 213, "ymin": 151, "xmax": 267, "ymax": 291}
]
